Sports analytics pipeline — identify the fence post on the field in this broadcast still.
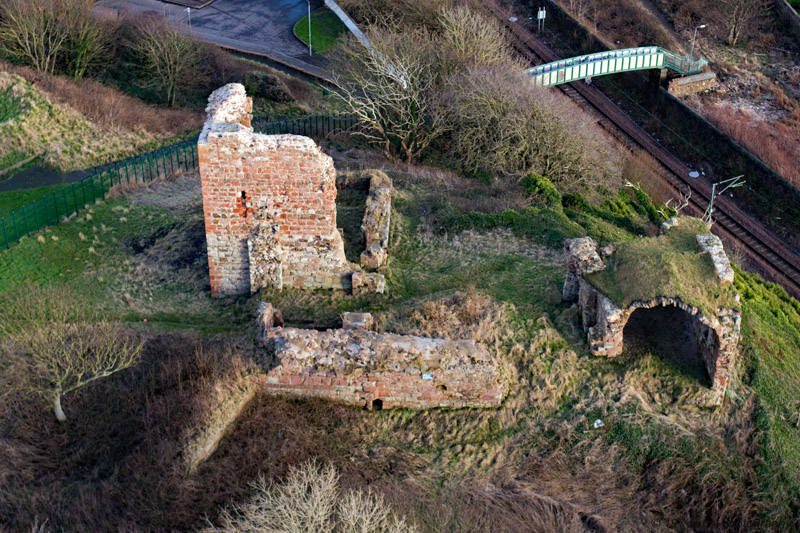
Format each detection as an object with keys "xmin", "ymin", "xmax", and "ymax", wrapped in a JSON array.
[
  {"xmin": 31, "ymin": 200, "xmax": 39, "ymax": 230},
  {"xmin": 52, "ymin": 191, "xmax": 59, "ymax": 222},
  {"xmin": 22, "ymin": 206, "xmax": 30, "ymax": 236},
  {"xmin": 1, "ymin": 217, "xmax": 8, "ymax": 249},
  {"xmin": 12, "ymin": 211, "xmax": 20, "ymax": 240}
]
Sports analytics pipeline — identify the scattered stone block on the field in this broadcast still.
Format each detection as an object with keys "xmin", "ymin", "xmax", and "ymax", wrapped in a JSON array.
[
  {"xmin": 342, "ymin": 312, "xmax": 374, "ymax": 330},
  {"xmin": 360, "ymin": 246, "xmax": 387, "ymax": 271},
  {"xmin": 352, "ymin": 271, "xmax": 386, "ymax": 296},
  {"xmin": 696, "ymin": 234, "xmax": 735, "ymax": 283}
]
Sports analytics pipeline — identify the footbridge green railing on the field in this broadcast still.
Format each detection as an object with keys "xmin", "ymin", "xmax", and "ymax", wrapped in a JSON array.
[
  {"xmin": 528, "ymin": 47, "xmax": 708, "ymax": 87},
  {"xmin": 0, "ymin": 113, "xmax": 357, "ymax": 251}
]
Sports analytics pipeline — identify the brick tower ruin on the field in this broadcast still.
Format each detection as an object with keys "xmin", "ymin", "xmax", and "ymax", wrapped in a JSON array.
[{"xmin": 198, "ymin": 83, "xmax": 351, "ymax": 296}]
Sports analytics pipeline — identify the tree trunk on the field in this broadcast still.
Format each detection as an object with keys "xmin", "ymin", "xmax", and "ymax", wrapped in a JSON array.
[{"xmin": 53, "ymin": 392, "xmax": 66, "ymax": 423}]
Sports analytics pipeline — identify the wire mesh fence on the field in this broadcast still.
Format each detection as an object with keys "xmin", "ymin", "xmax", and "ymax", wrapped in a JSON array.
[{"xmin": 0, "ymin": 113, "xmax": 356, "ymax": 251}]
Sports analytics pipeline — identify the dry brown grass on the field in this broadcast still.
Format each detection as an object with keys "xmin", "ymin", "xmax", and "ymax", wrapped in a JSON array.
[
  {"xmin": 0, "ymin": 62, "xmax": 203, "ymax": 134},
  {"xmin": 703, "ymin": 102, "xmax": 800, "ymax": 188}
]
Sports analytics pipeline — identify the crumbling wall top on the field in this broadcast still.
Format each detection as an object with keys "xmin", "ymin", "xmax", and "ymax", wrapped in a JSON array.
[{"xmin": 201, "ymin": 83, "xmax": 252, "ymax": 138}]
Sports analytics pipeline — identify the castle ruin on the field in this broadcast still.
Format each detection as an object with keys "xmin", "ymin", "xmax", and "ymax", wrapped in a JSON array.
[
  {"xmin": 199, "ymin": 84, "xmax": 351, "ymax": 296},
  {"xmin": 563, "ymin": 218, "xmax": 741, "ymax": 404}
]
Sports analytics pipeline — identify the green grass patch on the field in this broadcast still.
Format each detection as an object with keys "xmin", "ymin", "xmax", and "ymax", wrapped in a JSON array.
[
  {"xmin": 293, "ymin": 8, "xmax": 347, "ymax": 54},
  {"xmin": 0, "ymin": 184, "xmax": 67, "ymax": 220},
  {"xmin": 445, "ymin": 207, "xmax": 585, "ymax": 249},
  {"xmin": 0, "ymin": 86, "xmax": 22, "ymax": 123},
  {"xmin": 735, "ymin": 268, "xmax": 800, "ymax": 478},
  {"xmin": 587, "ymin": 217, "xmax": 740, "ymax": 314}
]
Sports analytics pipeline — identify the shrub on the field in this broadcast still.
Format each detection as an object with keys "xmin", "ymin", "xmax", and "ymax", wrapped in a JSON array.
[
  {"xmin": 442, "ymin": 67, "xmax": 590, "ymax": 183},
  {"xmin": 243, "ymin": 71, "xmax": 294, "ymax": 103},
  {"xmin": 205, "ymin": 461, "xmax": 419, "ymax": 532},
  {"xmin": 520, "ymin": 172, "xmax": 561, "ymax": 208},
  {"xmin": 561, "ymin": 193, "xmax": 590, "ymax": 211}
]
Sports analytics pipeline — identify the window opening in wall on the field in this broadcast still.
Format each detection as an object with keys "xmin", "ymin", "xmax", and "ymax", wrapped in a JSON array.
[
  {"xmin": 371, "ymin": 399, "xmax": 383, "ymax": 411},
  {"xmin": 241, "ymin": 191, "xmax": 248, "ymax": 218}
]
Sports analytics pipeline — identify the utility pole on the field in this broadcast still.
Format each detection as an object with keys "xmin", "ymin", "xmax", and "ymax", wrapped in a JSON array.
[
  {"xmin": 186, "ymin": 7, "xmax": 191, "ymax": 30},
  {"xmin": 307, "ymin": 0, "xmax": 312, "ymax": 56},
  {"xmin": 703, "ymin": 175, "xmax": 744, "ymax": 226}
]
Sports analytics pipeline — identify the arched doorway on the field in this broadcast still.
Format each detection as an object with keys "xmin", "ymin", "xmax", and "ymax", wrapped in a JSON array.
[{"xmin": 622, "ymin": 305, "xmax": 711, "ymax": 386}]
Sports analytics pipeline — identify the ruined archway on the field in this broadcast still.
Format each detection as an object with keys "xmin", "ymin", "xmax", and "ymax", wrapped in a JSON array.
[
  {"xmin": 622, "ymin": 304, "xmax": 714, "ymax": 387},
  {"xmin": 561, "ymin": 218, "xmax": 742, "ymax": 405}
]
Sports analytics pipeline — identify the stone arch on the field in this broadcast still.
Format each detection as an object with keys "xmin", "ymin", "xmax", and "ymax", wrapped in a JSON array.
[
  {"xmin": 621, "ymin": 301, "xmax": 718, "ymax": 386},
  {"xmin": 582, "ymin": 287, "xmax": 737, "ymax": 403}
]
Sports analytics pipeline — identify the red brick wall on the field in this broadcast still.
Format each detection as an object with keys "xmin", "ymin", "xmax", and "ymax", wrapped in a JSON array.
[
  {"xmin": 199, "ymin": 84, "xmax": 350, "ymax": 296},
  {"xmin": 253, "ymin": 366, "xmax": 506, "ymax": 410}
]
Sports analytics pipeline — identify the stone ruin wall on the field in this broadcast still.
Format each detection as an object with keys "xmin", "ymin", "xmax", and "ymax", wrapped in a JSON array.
[
  {"xmin": 199, "ymin": 84, "xmax": 351, "ymax": 296},
  {"xmin": 253, "ymin": 304, "xmax": 507, "ymax": 409},
  {"xmin": 563, "ymin": 227, "xmax": 741, "ymax": 404}
]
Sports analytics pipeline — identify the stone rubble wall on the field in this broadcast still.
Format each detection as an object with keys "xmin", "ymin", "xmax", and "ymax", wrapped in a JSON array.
[
  {"xmin": 667, "ymin": 72, "xmax": 718, "ymax": 97},
  {"xmin": 199, "ymin": 83, "xmax": 351, "ymax": 296},
  {"xmin": 562, "ymin": 237, "xmax": 606, "ymax": 301},
  {"xmin": 360, "ymin": 172, "xmax": 392, "ymax": 271},
  {"xmin": 696, "ymin": 234, "xmax": 735, "ymax": 283},
  {"xmin": 563, "ymin": 230, "xmax": 741, "ymax": 405},
  {"xmin": 254, "ymin": 309, "xmax": 506, "ymax": 409}
]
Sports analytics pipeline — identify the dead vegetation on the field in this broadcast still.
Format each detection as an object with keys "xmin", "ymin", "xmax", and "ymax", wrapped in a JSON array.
[{"xmin": 0, "ymin": 63, "xmax": 203, "ymax": 135}]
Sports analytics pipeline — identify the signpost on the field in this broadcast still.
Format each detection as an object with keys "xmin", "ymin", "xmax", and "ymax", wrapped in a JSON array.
[{"xmin": 537, "ymin": 7, "xmax": 546, "ymax": 34}]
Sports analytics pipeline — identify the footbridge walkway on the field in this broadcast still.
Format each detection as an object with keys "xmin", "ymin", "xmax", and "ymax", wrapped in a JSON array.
[{"xmin": 528, "ymin": 46, "xmax": 707, "ymax": 87}]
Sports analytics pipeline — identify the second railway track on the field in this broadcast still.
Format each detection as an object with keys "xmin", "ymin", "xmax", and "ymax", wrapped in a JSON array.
[{"xmin": 487, "ymin": 1, "xmax": 800, "ymax": 299}]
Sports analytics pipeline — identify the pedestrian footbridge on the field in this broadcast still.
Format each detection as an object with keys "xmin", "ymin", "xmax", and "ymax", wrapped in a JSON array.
[{"xmin": 528, "ymin": 47, "xmax": 708, "ymax": 87}]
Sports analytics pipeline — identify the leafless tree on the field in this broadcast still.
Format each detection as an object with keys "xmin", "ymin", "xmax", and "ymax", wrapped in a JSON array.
[
  {"xmin": 131, "ymin": 17, "xmax": 206, "ymax": 106},
  {"xmin": 441, "ymin": 66, "xmax": 591, "ymax": 183},
  {"xmin": 0, "ymin": 285, "xmax": 142, "ymax": 423},
  {"xmin": 0, "ymin": 0, "xmax": 69, "ymax": 74},
  {"xmin": 715, "ymin": 0, "xmax": 771, "ymax": 47},
  {"xmin": 63, "ymin": 0, "xmax": 117, "ymax": 79},
  {"xmin": 437, "ymin": 6, "xmax": 522, "ymax": 75},
  {"xmin": 334, "ymin": 30, "xmax": 448, "ymax": 163}
]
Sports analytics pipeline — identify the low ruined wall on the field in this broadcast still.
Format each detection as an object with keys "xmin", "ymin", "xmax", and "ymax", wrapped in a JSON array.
[
  {"xmin": 360, "ymin": 171, "xmax": 392, "ymax": 271},
  {"xmin": 255, "ymin": 311, "xmax": 506, "ymax": 409},
  {"xmin": 199, "ymin": 84, "xmax": 351, "ymax": 296},
  {"xmin": 668, "ymin": 72, "xmax": 718, "ymax": 97}
]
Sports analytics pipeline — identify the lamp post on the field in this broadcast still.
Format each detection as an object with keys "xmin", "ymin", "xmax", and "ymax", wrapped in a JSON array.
[
  {"xmin": 307, "ymin": 0, "xmax": 312, "ymax": 56},
  {"xmin": 690, "ymin": 24, "xmax": 706, "ymax": 60}
]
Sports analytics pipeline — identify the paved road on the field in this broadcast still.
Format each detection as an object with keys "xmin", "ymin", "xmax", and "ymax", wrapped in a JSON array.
[{"xmin": 99, "ymin": 0, "xmax": 324, "ymax": 62}]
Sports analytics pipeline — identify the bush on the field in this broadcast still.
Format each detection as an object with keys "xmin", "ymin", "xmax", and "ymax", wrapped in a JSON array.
[
  {"xmin": 243, "ymin": 71, "xmax": 294, "ymax": 103},
  {"xmin": 205, "ymin": 461, "xmax": 419, "ymax": 533},
  {"xmin": 441, "ymin": 67, "xmax": 592, "ymax": 183},
  {"xmin": 561, "ymin": 193, "xmax": 590, "ymax": 211},
  {"xmin": 520, "ymin": 172, "xmax": 561, "ymax": 208}
]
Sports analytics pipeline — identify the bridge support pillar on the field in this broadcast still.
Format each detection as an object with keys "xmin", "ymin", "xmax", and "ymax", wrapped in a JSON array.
[{"xmin": 649, "ymin": 68, "xmax": 667, "ymax": 95}]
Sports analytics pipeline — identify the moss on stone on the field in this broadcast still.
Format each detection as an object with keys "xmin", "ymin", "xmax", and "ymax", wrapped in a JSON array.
[{"xmin": 586, "ymin": 217, "xmax": 740, "ymax": 315}]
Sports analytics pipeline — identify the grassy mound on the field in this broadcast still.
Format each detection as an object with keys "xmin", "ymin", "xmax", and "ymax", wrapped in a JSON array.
[
  {"xmin": 0, "ymin": 72, "xmax": 163, "ymax": 174},
  {"xmin": 587, "ymin": 217, "xmax": 740, "ymax": 313}
]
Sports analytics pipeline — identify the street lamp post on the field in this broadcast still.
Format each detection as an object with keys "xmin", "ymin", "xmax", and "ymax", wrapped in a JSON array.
[
  {"xmin": 307, "ymin": 0, "xmax": 312, "ymax": 56},
  {"xmin": 690, "ymin": 24, "xmax": 706, "ymax": 61}
]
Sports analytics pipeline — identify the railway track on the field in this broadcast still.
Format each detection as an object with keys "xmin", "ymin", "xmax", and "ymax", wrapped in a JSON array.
[{"xmin": 487, "ymin": 1, "xmax": 800, "ymax": 299}]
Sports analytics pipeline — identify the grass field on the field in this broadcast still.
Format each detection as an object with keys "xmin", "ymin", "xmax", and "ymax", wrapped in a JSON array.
[
  {"xmin": 293, "ymin": 8, "xmax": 347, "ymax": 54},
  {"xmin": 0, "ymin": 184, "xmax": 67, "ymax": 220},
  {"xmin": 1, "ymin": 156, "xmax": 800, "ymax": 530}
]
